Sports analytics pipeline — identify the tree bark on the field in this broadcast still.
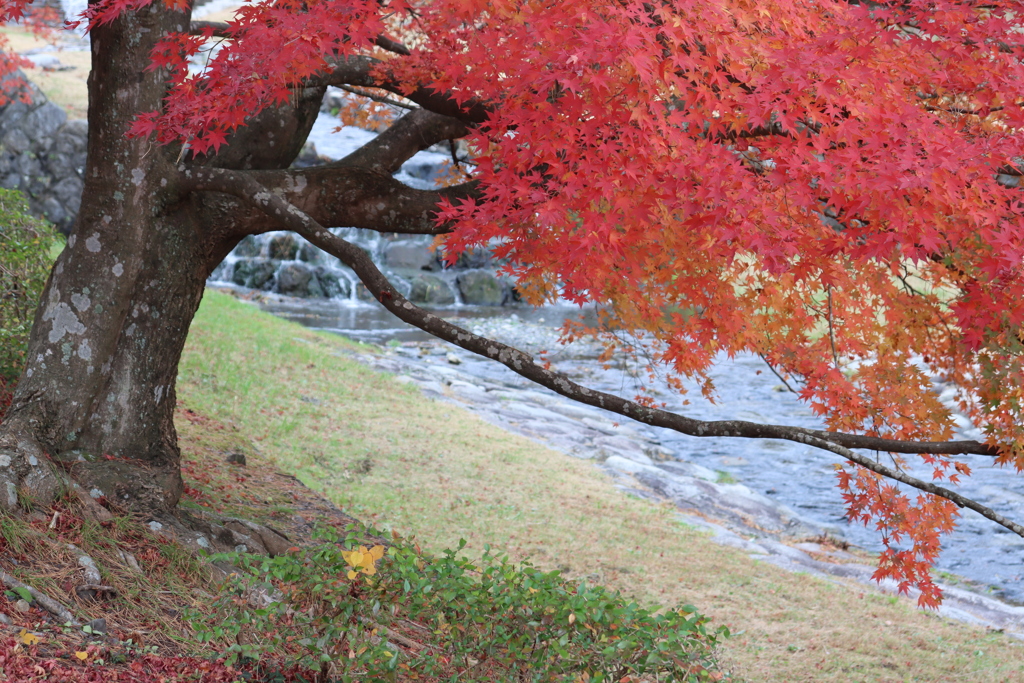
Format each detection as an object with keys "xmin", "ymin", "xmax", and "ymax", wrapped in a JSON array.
[
  {"xmin": 0, "ymin": 6, "xmax": 199, "ymax": 513},
  {"xmin": 0, "ymin": 4, "xmax": 324, "ymax": 517}
]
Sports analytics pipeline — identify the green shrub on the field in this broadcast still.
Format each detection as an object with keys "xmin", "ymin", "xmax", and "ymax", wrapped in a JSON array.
[
  {"xmin": 189, "ymin": 525, "xmax": 728, "ymax": 682},
  {"xmin": 0, "ymin": 189, "xmax": 61, "ymax": 380}
]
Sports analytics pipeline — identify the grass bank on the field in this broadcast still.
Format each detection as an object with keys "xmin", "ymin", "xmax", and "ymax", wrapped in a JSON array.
[{"xmin": 178, "ymin": 290, "xmax": 1024, "ymax": 681}]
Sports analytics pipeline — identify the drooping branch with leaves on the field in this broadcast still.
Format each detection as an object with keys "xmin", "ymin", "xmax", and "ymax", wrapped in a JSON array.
[{"xmin": 0, "ymin": 0, "xmax": 1022, "ymax": 606}]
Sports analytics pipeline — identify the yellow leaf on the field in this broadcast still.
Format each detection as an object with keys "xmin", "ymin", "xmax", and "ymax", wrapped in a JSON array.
[
  {"xmin": 568, "ymin": 613, "xmax": 576, "ymax": 624},
  {"xmin": 18, "ymin": 630, "xmax": 40, "ymax": 646},
  {"xmin": 368, "ymin": 545, "xmax": 385, "ymax": 561},
  {"xmin": 347, "ymin": 570, "xmax": 358, "ymax": 580},
  {"xmin": 74, "ymin": 650, "xmax": 89, "ymax": 661}
]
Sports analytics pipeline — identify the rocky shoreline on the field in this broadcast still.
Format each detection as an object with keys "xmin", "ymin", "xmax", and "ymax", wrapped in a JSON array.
[{"xmin": 325, "ymin": 331, "xmax": 1024, "ymax": 638}]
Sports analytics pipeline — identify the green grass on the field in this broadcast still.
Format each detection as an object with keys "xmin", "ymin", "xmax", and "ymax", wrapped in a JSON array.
[{"xmin": 177, "ymin": 290, "xmax": 1024, "ymax": 682}]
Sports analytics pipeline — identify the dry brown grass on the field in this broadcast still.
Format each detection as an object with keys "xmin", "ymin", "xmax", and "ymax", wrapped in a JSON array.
[
  {"xmin": 0, "ymin": 499, "xmax": 211, "ymax": 655},
  {"xmin": 0, "ymin": 402, "xmax": 389, "ymax": 679},
  {"xmin": 175, "ymin": 291, "xmax": 1024, "ymax": 682}
]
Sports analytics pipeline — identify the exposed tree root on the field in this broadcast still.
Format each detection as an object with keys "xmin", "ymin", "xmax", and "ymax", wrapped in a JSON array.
[
  {"xmin": 68, "ymin": 483, "xmax": 114, "ymax": 523},
  {"xmin": 66, "ymin": 543, "xmax": 101, "ymax": 585},
  {"xmin": 66, "ymin": 544, "xmax": 118, "ymax": 601},
  {"xmin": 0, "ymin": 568, "xmax": 79, "ymax": 626},
  {"xmin": 116, "ymin": 549, "xmax": 142, "ymax": 573}
]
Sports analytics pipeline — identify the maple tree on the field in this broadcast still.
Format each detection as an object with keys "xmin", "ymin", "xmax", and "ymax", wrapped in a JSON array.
[{"xmin": 0, "ymin": 0, "xmax": 1020, "ymax": 607}]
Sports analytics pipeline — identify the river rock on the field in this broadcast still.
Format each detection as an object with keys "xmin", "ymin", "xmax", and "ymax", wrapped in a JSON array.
[
  {"xmin": 454, "ymin": 246, "xmax": 494, "ymax": 269},
  {"xmin": 277, "ymin": 262, "xmax": 317, "ymax": 296},
  {"xmin": 457, "ymin": 270, "xmax": 505, "ymax": 305},
  {"xmin": 232, "ymin": 258, "xmax": 276, "ymax": 289},
  {"xmin": 631, "ymin": 467, "xmax": 825, "ymax": 539},
  {"xmin": 355, "ymin": 282, "xmax": 375, "ymax": 301},
  {"xmin": 292, "ymin": 142, "xmax": 331, "ymax": 168},
  {"xmin": 655, "ymin": 460, "xmax": 718, "ymax": 482},
  {"xmin": 408, "ymin": 273, "xmax": 455, "ymax": 305},
  {"xmin": 402, "ymin": 157, "xmax": 446, "ymax": 185},
  {"xmin": 314, "ymin": 267, "xmax": 350, "ymax": 298},
  {"xmin": 299, "ymin": 242, "xmax": 323, "ymax": 264},
  {"xmin": 593, "ymin": 436, "xmax": 653, "ymax": 465},
  {"xmin": 385, "ymin": 239, "xmax": 438, "ymax": 270},
  {"xmin": 268, "ymin": 234, "xmax": 299, "ymax": 260}
]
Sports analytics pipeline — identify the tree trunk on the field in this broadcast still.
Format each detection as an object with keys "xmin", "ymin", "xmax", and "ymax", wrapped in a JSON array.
[
  {"xmin": 0, "ymin": 6, "xmax": 207, "ymax": 514},
  {"xmin": 0, "ymin": 3, "xmax": 321, "ymax": 518}
]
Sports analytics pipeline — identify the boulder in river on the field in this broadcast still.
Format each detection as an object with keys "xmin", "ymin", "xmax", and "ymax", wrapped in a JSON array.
[
  {"xmin": 457, "ymin": 270, "xmax": 505, "ymax": 306},
  {"xmin": 291, "ymin": 142, "xmax": 331, "ymax": 168},
  {"xmin": 277, "ymin": 262, "xmax": 317, "ymax": 297},
  {"xmin": 267, "ymin": 234, "xmax": 299, "ymax": 261},
  {"xmin": 298, "ymin": 242, "xmax": 323, "ymax": 264},
  {"xmin": 408, "ymin": 273, "xmax": 455, "ymax": 305},
  {"xmin": 232, "ymin": 258, "xmax": 276, "ymax": 289},
  {"xmin": 384, "ymin": 239, "xmax": 438, "ymax": 271},
  {"xmin": 314, "ymin": 267, "xmax": 350, "ymax": 299},
  {"xmin": 453, "ymin": 245, "xmax": 494, "ymax": 269}
]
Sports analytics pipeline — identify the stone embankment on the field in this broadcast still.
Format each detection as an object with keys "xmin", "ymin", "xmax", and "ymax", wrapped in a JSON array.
[
  {"xmin": 0, "ymin": 70, "xmax": 86, "ymax": 234},
  {"xmin": 333, "ymin": 335, "xmax": 1024, "ymax": 639},
  {"xmin": 213, "ymin": 230, "xmax": 517, "ymax": 307}
]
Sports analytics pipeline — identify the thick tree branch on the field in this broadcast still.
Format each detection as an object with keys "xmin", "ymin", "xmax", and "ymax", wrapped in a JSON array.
[
  {"xmin": 180, "ymin": 166, "xmax": 1021, "ymax": 540},
  {"xmin": 374, "ymin": 34, "xmax": 411, "ymax": 56},
  {"xmin": 190, "ymin": 20, "xmax": 230, "ymax": 38},
  {"xmin": 311, "ymin": 56, "xmax": 491, "ymax": 125},
  {"xmin": 334, "ymin": 108, "xmax": 470, "ymax": 175},
  {"xmin": 184, "ymin": 164, "xmax": 477, "ymax": 234},
  {"xmin": 195, "ymin": 85, "xmax": 327, "ymax": 171},
  {"xmin": 337, "ymin": 85, "xmax": 417, "ymax": 111}
]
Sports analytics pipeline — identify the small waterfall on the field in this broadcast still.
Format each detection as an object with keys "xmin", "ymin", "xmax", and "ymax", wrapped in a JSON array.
[
  {"xmin": 209, "ymin": 108, "xmax": 514, "ymax": 309},
  {"xmin": 210, "ymin": 227, "xmax": 515, "ymax": 309}
]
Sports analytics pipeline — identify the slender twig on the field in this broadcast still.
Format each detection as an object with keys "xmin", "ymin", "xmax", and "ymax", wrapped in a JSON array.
[
  {"xmin": 827, "ymin": 286, "xmax": 840, "ymax": 370},
  {"xmin": 757, "ymin": 353, "xmax": 799, "ymax": 394}
]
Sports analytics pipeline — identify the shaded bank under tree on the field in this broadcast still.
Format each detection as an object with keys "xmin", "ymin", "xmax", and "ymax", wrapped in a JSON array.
[{"xmin": 0, "ymin": 0, "xmax": 1022, "ymax": 605}]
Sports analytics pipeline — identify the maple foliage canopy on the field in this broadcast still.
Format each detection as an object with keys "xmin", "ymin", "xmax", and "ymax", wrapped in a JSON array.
[{"xmin": 6, "ymin": 0, "xmax": 1024, "ymax": 604}]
